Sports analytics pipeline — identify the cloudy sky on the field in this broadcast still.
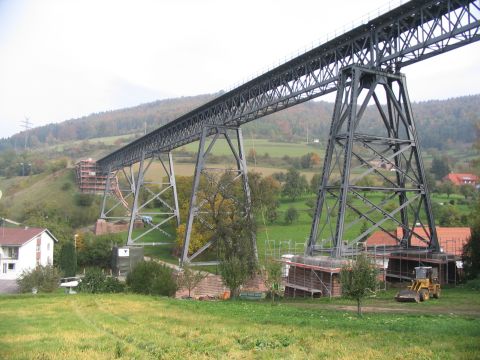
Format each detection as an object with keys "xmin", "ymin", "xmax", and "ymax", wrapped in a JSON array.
[{"xmin": 0, "ymin": 0, "xmax": 479, "ymax": 138}]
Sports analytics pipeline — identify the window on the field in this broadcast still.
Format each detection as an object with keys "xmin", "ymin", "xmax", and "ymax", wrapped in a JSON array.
[
  {"xmin": 8, "ymin": 263, "xmax": 15, "ymax": 271},
  {"xmin": 36, "ymin": 245, "xmax": 41, "ymax": 252},
  {"xmin": 5, "ymin": 247, "xmax": 19, "ymax": 259}
]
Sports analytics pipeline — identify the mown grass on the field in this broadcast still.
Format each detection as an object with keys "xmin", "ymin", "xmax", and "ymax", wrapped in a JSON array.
[{"xmin": 0, "ymin": 290, "xmax": 479, "ymax": 359}]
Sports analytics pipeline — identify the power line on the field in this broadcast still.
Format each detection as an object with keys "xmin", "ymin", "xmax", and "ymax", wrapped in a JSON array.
[{"xmin": 20, "ymin": 117, "xmax": 32, "ymax": 150}]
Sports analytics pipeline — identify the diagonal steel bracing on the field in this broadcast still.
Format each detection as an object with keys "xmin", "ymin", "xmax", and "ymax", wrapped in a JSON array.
[
  {"xmin": 126, "ymin": 152, "xmax": 180, "ymax": 246},
  {"xmin": 306, "ymin": 66, "xmax": 439, "ymax": 258},
  {"xmin": 99, "ymin": 152, "xmax": 180, "ymax": 246},
  {"xmin": 97, "ymin": 0, "xmax": 479, "ymax": 172}
]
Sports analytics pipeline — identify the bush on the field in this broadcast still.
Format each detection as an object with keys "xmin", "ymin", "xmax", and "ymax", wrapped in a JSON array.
[
  {"xmin": 74, "ymin": 193, "xmax": 95, "ymax": 207},
  {"xmin": 78, "ymin": 268, "xmax": 106, "ymax": 293},
  {"xmin": 61, "ymin": 182, "xmax": 72, "ymax": 191},
  {"xmin": 17, "ymin": 266, "xmax": 61, "ymax": 293},
  {"xmin": 77, "ymin": 268, "xmax": 125, "ymax": 293},
  {"xmin": 126, "ymin": 261, "xmax": 177, "ymax": 296},
  {"xmin": 103, "ymin": 277, "xmax": 125, "ymax": 293}
]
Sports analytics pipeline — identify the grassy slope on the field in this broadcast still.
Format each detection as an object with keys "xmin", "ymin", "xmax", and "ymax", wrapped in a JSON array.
[
  {"xmin": 0, "ymin": 169, "xmax": 76, "ymax": 219},
  {"xmin": 0, "ymin": 289, "xmax": 479, "ymax": 359}
]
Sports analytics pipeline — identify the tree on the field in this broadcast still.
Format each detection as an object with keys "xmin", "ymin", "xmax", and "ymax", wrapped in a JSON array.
[
  {"xmin": 430, "ymin": 156, "xmax": 450, "ymax": 180},
  {"xmin": 263, "ymin": 259, "xmax": 283, "ymax": 304},
  {"xmin": 300, "ymin": 153, "xmax": 313, "ymax": 169},
  {"xmin": 310, "ymin": 173, "xmax": 322, "ymax": 194},
  {"xmin": 17, "ymin": 265, "xmax": 61, "ymax": 293},
  {"xmin": 463, "ymin": 207, "xmax": 480, "ymax": 280},
  {"xmin": 77, "ymin": 233, "xmax": 122, "ymax": 270},
  {"xmin": 219, "ymin": 256, "xmax": 249, "ymax": 299},
  {"xmin": 282, "ymin": 168, "xmax": 307, "ymax": 201},
  {"xmin": 58, "ymin": 241, "xmax": 77, "ymax": 277},
  {"xmin": 284, "ymin": 206, "xmax": 299, "ymax": 224},
  {"xmin": 438, "ymin": 181, "xmax": 456, "ymax": 198},
  {"xmin": 340, "ymin": 254, "xmax": 377, "ymax": 316},
  {"xmin": 459, "ymin": 184, "xmax": 475, "ymax": 200},
  {"xmin": 359, "ymin": 221, "xmax": 369, "ymax": 243},
  {"xmin": 217, "ymin": 215, "xmax": 257, "ymax": 298},
  {"xmin": 178, "ymin": 264, "xmax": 208, "ymax": 298}
]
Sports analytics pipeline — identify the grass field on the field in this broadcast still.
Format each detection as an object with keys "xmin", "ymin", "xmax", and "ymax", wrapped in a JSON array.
[{"xmin": 0, "ymin": 287, "xmax": 479, "ymax": 359}]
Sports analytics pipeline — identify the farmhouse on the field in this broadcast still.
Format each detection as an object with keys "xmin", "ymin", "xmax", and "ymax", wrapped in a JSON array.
[
  {"xmin": 0, "ymin": 227, "xmax": 58, "ymax": 280},
  {"xmin": 443, "ymin": 173, "xmax": 478, "ymax": 186}
]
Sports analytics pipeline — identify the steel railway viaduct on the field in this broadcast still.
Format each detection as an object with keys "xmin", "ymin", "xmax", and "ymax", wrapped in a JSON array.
[{"xmin": 96, "ymin": 0, "xmax": 480, "ymax": 266}]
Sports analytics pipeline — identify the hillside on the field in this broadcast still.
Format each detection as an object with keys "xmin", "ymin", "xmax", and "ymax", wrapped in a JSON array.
[{"xmin": 1, "ymin": 93, "xmax": 479, "ymax": 152}]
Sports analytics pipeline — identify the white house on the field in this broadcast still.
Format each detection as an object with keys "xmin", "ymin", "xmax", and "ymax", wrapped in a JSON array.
[{"xmin": 0, "ymin": 227, "xmax": 58, "ymax": 280}]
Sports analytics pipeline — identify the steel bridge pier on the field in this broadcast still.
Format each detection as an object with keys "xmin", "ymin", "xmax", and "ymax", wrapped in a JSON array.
[
  {"xmin": 306, "ymin": 66, "xmax": 439, "ymax": 258},
  {"xmin": 99, "ymin": 152, "xmax": 180, "ymax": 246}
]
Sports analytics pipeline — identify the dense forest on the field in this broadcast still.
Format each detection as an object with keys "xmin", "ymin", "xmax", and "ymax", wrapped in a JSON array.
[{"xmin": 1, "ymin": 93, "xmax": 478, "ymax": 151}]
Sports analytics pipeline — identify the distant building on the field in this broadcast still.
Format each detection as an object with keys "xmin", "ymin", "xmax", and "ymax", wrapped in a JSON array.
[
  {"xmin": 0, "ymin": 228, "xmax": 58, "ymax": 280},
  {"xmin": 443, "ymin": 173, "xmax": 478, "ymax": 187},
  {"xmin": 75, "ymin": 158, "xmax": 115, "ymax": 194},
  {"xmin": 366, "ymin": 226, "xmax": 471, "ymax": 257}
]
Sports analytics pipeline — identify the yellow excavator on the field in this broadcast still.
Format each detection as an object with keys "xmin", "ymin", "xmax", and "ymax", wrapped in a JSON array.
[{"xmin": 395, "ymin": 266, "xmax": 441, "ymax": 302}]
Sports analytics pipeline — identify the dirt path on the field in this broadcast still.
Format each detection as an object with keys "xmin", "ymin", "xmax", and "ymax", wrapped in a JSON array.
[{"xmin": 288, "ymin": 302, "xmax": 480, "ymax": 317}]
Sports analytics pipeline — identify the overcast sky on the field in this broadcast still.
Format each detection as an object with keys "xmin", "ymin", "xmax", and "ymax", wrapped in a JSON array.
[{"xmin": 0, "ymin": 0, "xmax": 479, "ymax": 139}]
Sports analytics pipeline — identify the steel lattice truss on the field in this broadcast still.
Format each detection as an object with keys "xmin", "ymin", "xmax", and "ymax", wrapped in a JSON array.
[
  {"xmin": 306, "ymin": 66, "xmax": 438, "ymax": 258},
  {"xmin": 97, "ymin": 0, "xmax": 480, "ymax": 172}
]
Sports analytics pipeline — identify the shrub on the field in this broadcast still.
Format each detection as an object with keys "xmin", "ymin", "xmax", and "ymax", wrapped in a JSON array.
[
  {"xmin": 126, "ymin": 261, "xmax": 177, "ymax": 296},
  {"xmin": 17, "ymin": 266, "xmax": 61, "ymax": 293},
  {"xmin": 74, "ymin": 193, "xmax": 95, "ymax": 207},
  {"xmin": 103, "ymin": 276, "xmax": 125, "ymax": 293},
  {"xmin": 61, "ymin": 182, "xmax": 72, "ymax": 191},
  {"xmin": 78, "ymin": 268, "xmax": 106, "ymax": 293}
]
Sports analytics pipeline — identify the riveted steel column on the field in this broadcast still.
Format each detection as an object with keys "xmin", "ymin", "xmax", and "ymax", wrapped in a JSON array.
[
  {"xmin": 181, "ymin": 127, "xmax": 208, "ymax": 266},
  {"xmin": 236, "ymin": 128, "xmax": 258, "ymax": 260},
  {"xmin": 100, "ymin": 165, "xmax": 112, "ymax": 219},
  {"xmin": 127, "ymin": 152, "xmax": 145, "ymax": 245},
  {"xmin": 168, "ymin": 152, "xmax": 181, "ymax": 227}
]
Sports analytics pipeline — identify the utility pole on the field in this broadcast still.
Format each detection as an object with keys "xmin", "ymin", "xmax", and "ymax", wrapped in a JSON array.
[{"xmin": 20, "ymin": 117, "xmax": 32, "ymax": 150}]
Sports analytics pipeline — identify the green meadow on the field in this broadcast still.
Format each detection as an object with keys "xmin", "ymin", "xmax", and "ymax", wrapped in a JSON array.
[{"xmin": 0, "ymin": 288, "xmax": 479, "ymax": 359}]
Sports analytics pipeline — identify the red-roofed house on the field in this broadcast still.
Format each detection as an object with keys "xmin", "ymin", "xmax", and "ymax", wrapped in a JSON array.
[
  {"xmin": 443, "ymin": 173, "xmax": 478, "ymax": 186},
  {"xmin": 0, "ymin": 228, "xmax": 58, "ymax": 280},
  {"xmin": 366, "ymin": 227, "xmax": 470, "ymax": 257}
]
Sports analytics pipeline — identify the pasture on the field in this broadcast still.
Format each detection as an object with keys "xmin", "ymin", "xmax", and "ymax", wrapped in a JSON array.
[{"xmin": 0, "ymin": 288, "xmax": 479, "ymax": 359}]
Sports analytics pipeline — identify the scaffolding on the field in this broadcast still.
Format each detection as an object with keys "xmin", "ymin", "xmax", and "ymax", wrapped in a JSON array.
[{"xmin": 75, "ymin": 158, "xmax": 115, "ymax": 194}]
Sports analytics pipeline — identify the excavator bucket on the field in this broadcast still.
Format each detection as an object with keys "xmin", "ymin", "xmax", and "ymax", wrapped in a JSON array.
[{"xmin": 395, "ymin": 289, "xmax": 420, "ymax": 303}]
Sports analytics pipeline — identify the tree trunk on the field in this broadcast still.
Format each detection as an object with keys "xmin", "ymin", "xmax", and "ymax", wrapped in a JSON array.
[{"xmin": 357, "ymin": 298, "xmax": 362, "ymax": 317}]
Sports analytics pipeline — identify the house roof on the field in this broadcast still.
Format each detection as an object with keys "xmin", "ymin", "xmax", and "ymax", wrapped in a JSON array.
[
  {"xmin": 443, "ymin": 173, "xmax": 478, "ymax": 185},
  {"xmin": 0, "ymin": 227, "xmax": 58, "ymax": 246},
  {"xmin": 366, "ymin": 227, "xmax": 471, "ymax": 256}
]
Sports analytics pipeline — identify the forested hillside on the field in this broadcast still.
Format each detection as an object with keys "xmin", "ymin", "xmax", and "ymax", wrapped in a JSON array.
[{"xmin": 1, "ymin": 93, "xmax": 478, "ymax": 151}]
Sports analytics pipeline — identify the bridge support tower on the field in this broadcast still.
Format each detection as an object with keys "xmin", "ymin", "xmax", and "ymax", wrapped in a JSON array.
[{"xmin": 306, "ymin": 66, "xmax": 439, "ymax": 258}]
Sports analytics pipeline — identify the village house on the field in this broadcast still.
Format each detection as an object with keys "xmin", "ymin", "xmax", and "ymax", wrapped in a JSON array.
[
  {"xmin": 443, "ymin": 173, "xmax": 478, "ymax": 187},
  {"xmin": 0, "ymin": 228, "xmax": 58, "ymax": 280}
]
